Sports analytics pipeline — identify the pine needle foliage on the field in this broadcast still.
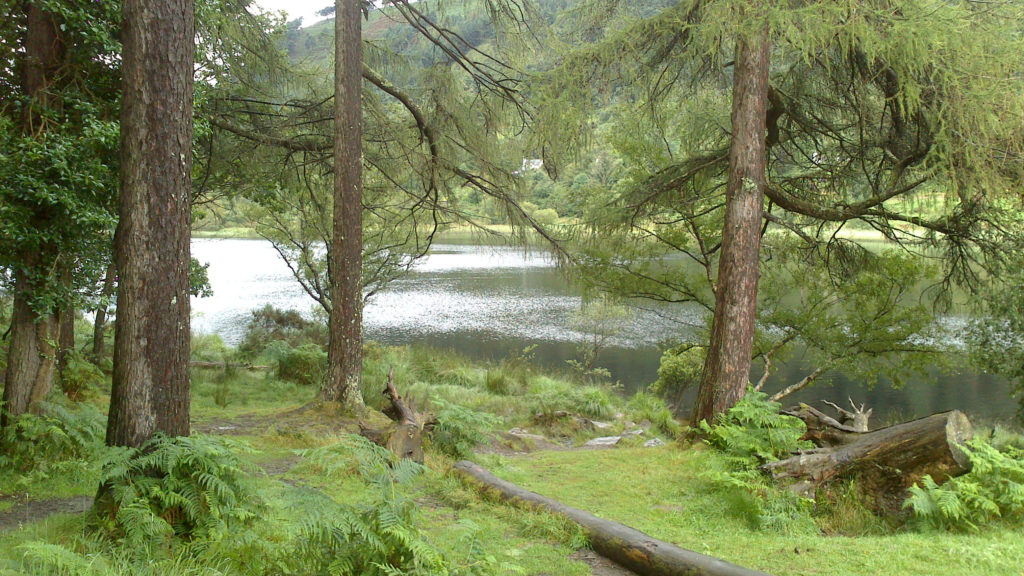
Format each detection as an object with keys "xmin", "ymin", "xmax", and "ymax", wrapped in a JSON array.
[
  {"xmin": 905, "ymin": 440, "xmax": 1024, "ymax": 532},
  {"xmin": 95, "ymin": 434, "xmax": 262, "ymax": 547}
]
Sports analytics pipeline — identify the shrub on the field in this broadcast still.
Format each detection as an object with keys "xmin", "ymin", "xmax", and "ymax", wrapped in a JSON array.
[
  {"xmin": 295, "ymin": 436, "xmax": 447, "ymax": 575},
  {"xmin": 277, "ymin": 343, "xmax": 327, "ymax": 386},
  {"xmin": 650, "ymin": 345, "xmax": 704, "ymax": 410},
  {"xmin": 700, "ymin": 389, "xmax": 811, "ymax": 464},
  {"xmin": 238, "ymin": 305, "xmax": 326, "ymax": 359},
  {"xmin": 699, "ymin": 390, "xmax": 815, "ymax": 534},
  {"xmin": 484, "ymin": 368, "xmax": 514, "ymax": 395},
  {"xmin": 0, "ymin": 399, "xmax": 106, "ymax": 480},
  {"xmin": 627, "ymin": 391, "xmax": 682, "ymax": 438},
  {"xmin": 60, "ymin": 351, "xmax": 109, "ymax": 399}
]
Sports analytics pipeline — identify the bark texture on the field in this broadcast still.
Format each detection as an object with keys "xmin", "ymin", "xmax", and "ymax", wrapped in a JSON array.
[
  {"xmin": 107, "ymin": 0, "xmax": 194, "ymax": 448},
  {"xmin": 1, "ymin": 3, "xmax": 65, "ymax": 428},
  {"xmin": 91, "ymin": 261, "xmax": 117, "ymax": 363},
  {"xmin": 324, "ymin": 0, "xmax": 364, "ymax": 409},
  {"xmin": 766, "ymin": 411, "xmax": 973, "ymax": 507},
  {"xmin": 358, "ymin": 369, "xmax": 434, "ymax": 462},
  {"xmin": 1, "ymin": 268, "xmax": 56, "ymax": 427},
  {"xmin": 692, "ymin": 29, "xmax": 770, "ymax": 426},
  {"xmin": 455, "ymin": 461, "xmax": 772, "ymax": 576}
]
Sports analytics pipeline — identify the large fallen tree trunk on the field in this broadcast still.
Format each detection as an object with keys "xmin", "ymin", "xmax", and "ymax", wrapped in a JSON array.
[
  {"xmin": 765, "ymin": 410, "xmax": 973, "ymax": 508},
  {"xmin": 455, "ymin": 461, "xmax": 772, "ymax": 576}
]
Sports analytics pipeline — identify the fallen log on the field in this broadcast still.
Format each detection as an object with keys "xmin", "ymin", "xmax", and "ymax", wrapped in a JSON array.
[
  {"xmin": 189, "ymin": 361, "xmax": 271, "ymax": 371},
  {"xmin": 781, "ymin": 404, "xmax": 862, "ymax": 447},
  {"xmin": 455, "ymin": 460, "xmax": 771, "ymax": 576},
  {"xmin": 765, "ymin": 411, "xmax": 973, "ymax": 507}
]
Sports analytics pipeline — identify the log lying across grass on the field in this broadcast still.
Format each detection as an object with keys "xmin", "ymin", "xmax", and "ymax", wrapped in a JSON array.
[
  {"xmin": 766, "ymin": 410, "xmax": 973, "ymax": 505},
  {"xmin": 454, "ymin": 460, "xmax": 772, "ymax": 576}
]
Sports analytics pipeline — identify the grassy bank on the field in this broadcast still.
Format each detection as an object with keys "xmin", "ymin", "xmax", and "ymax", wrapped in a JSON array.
[{"xmin": 1, "ymin": 339, "xmax": 1023, "ymax": 575}]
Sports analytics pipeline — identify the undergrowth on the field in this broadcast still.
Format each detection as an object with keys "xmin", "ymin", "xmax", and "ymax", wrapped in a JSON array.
[
  {"xmin": 905, "ymin": 439, "xmax": 1024, "ymax": 531},
  {"xmin": 699, "ymin": 390, "xmax": 816, "ymax": 534}
]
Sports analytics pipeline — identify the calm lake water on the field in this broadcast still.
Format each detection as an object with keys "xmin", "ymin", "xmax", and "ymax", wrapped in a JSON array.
[{"xmin": 191, "ymin": 237, "xmax": 1017, "ymax": 423}]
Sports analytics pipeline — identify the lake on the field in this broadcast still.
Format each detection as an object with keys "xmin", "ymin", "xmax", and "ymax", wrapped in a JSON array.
[{"xmin": 191, "ymin": 237, "xmax": 1017, "ymax": 423}]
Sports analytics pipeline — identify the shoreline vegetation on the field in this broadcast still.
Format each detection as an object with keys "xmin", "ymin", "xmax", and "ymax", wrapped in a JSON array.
[{"xmin": 2, "ymin": 325, "xmax": 1023, "ymax": 575}]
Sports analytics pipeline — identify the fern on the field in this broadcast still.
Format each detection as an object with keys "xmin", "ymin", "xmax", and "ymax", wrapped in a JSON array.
[
  {"xmin": 700, "ymin": 389, "xmax": 812, "ymax": 465},
  {"xmin": 699, "ymin": 390, "xmax": 815, "ymax": 534},
  {"xmin": 905, "ymin": 439, "xmax": 1024, "ymax": 531},
  {"xmin": 431, "ymin": 399, "xmax": 495, "ymax": 459},
  {"xmin": 95, "ymin": 434, "xmax": 262, "ymax": 548},
  {"xmin": 293, "ymin": 436, "xmax": 445, "ymax": 575}
]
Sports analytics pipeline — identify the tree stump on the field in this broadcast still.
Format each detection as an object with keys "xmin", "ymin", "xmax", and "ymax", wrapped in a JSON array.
[{"xmin": 358, "ymin": 368, "xmax": 435, "ymax": 463}]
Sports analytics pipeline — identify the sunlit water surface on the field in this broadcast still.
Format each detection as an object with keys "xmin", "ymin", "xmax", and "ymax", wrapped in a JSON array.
[{"xmin": 191, "ymin": 238, "xmax": 1016, "ymax": 422}]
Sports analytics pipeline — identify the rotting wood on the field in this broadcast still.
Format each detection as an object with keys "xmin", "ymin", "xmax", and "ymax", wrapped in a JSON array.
[
  {"xmin": 455, "ymin": 460, "xmax": 772, "ymax": 576},
  {"xmin": 766, "ymin": 410, "xmax": 973, "ymax": 508},
  {"xmin": 359, "ymin": 368, "xmax": 436, "ymax": 463}
]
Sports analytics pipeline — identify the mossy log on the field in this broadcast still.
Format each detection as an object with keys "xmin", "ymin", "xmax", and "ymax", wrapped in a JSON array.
[
  {"xmin": 454, "ymin": 460, "xmax": 772, "ymax": 576},
  {"xmin": 765, "ymin": 411, "xmax": 973, "ymax": 505}
]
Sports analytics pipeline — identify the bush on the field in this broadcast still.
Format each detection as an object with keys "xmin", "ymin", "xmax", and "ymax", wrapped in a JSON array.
[
  {"xmin": 60, "ymin": 351, "xmax": 109, "ymax": 399},
  {"xmin": 277, "ymin": 343, "xmax": 327, "ymax": 386},
  {"xmin": 238, "ymin": 305, "xmax": 326, "ymax": 359},
  {"xmin": 700, "ymin": 389, "xmax": 811, "ymax": 464},
  {"xmin": 0, "ymin": 399, "xmax": 106, "ymax": 479},
  {"xmin": 651, "ymin": 345, "xmax": 704, "ymax": 410},
  {"xmin": 627, "ymin": 391, "xmax": 682, "ymax": 438},
  {"xmin": 699, "ymin": 390, "xmax": 816, "ymax": 534}
]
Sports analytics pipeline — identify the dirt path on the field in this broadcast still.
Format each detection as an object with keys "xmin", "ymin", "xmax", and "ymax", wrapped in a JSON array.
[{"xmin": 0, "ymin": 495, "xmax": 94, "ymax": 531}]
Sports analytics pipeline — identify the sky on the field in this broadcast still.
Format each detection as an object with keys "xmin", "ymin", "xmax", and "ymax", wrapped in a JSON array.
[{"xmin": 254, "ymin": 0, "xmax": 334, "ymax": 27}]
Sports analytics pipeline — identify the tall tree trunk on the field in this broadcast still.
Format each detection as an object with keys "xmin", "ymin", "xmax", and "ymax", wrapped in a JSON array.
[
  {"xmin": 106, "ymin": 0, "xmax": 194, "ymax": 448},
  {"xmin": 692, "ymin": 29, "xmax": 770, "ymax": 426},
  {"xmin": 323, "ymin": 0, "xmax": 364, "ymax": 410},
  {"xmin": 1, "ymin": 3, "xmax": 65, "ymax": 429},
  {"xmin": 56, "ymin": 258, "xmax": 75, "ymax": 379},
  {"xmin": 91, "ymin": 260, "xmax": 116, "ymax": 364},
  {"xmin": 2, "ymin": 269, "xmax": 56, "ymax": 428}
]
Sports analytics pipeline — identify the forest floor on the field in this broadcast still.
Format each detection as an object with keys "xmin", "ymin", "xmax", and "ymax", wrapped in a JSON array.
[{"xmin": 2, "ymin": 346, "xmax": 1024, "ymax": 576}]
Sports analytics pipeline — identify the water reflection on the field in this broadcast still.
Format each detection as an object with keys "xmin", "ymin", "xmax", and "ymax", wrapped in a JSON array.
[{"xmin": 191, "ymin": 238, "xmax": 1016, "ymax": 422}]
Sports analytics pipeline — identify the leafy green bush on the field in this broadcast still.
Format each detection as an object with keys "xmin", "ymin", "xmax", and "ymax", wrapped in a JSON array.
[
  {"xmin": 60, "ymin": 351, "xmax": 109, "ymax": 399},
  {"xmin": 650, "ymin": 345, "xmax": 703, "ymax": 410},
  {"xmin": 431, "ymin": 399, "xmax": 496, "ymax": 459},
  {"xmin": 484, "ymin": 368, "xmax": 514, "ymax": 395},
  {"xmin": 905, "ymin": 439, "xmax": 1024, "ymax": 531},
  {"xmin": 94, "ymin": 434, "xmax": 261, "ymax": 545},
  {"xmin": 700, "ymin": 389, "xmax": 811, "ymax": 464},
  {"xmin": 238, "ymin": 304, "xmax": 326, "ymax": 359},
  {"xmin": 295, "ymin": 436, "xmax": 447, "ymax": 575},
  {"xmin": 277, "ymin": 343, "xmax": 327, "ymax": 386}
]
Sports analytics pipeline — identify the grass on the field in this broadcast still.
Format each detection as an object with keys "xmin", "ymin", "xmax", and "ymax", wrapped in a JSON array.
[
  {"xmin": 477, "ymin": 447, "xmax": 1024, "ymax": 576},
  {"xmin": 1, "ymin": 340, "xmax": 1023, "ymax": 575}
]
